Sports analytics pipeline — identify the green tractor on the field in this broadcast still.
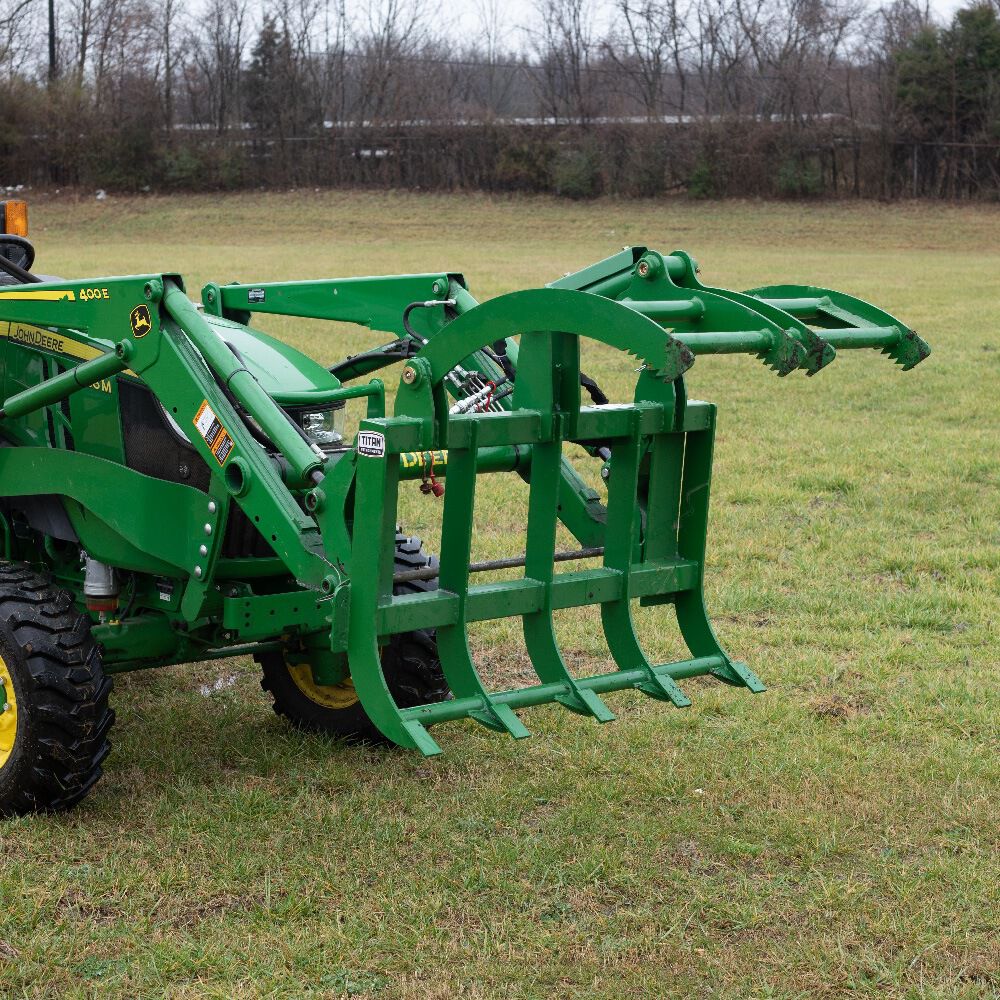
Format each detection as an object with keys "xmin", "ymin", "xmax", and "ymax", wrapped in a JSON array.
[{"xmin": 0, "ymin": 201, "xmax": 929, "ymax": 816}]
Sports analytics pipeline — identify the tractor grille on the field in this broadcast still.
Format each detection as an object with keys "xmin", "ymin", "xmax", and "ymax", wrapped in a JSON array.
[
  {"xmin": 119, "ymin": 380, "xmax": 212, "ymax": 492},
  {"xmin": 119, "ymin": 381, "xmax": 274, "ymax": 559}
]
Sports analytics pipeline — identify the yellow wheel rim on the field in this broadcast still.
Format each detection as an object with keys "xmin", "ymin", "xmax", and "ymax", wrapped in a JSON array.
[
  {"xmin": 0, "ymin": 653, "xmax": 18, "ymax": 770},
  {"xmin": 287, "ymin": 662, "xmax": 360, "ymax": 711}
]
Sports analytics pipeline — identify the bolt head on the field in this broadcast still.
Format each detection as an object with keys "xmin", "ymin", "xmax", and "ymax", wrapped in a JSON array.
[
  {"xmin": 637, "ymin": 260, "xmax": 650, "ymax": 277},
  {"xmin": 402, "ymin": 366, "xmax": 417, "ymax": 385},
  {"xmin": 199, "ymin": 544, "xmax": 208, "ymax": 556},
  {"xmin": 208, "ymin": 500, "xmax": 218, "ymax": 514},
  {"xmin": 194, "ymin": 566, "xmax": 203, "ymax": 578},
  {"xmin": 204, "ymin": 523, "xmax": 213, "ymax": 535},
  {"xmin": 2, "ymin": 702, "xmax": 9, "ymax": 713}
]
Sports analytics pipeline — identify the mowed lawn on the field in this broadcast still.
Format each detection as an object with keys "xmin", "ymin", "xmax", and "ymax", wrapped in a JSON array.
[{"xmin": 1, "ymin": 192, "xmax": 998, "ymax": 999}]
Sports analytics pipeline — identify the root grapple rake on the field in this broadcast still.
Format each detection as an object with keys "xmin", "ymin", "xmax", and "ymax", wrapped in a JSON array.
[{"xmin": 0, "ymin": 231, "xmax": 930, "ymax": 794}]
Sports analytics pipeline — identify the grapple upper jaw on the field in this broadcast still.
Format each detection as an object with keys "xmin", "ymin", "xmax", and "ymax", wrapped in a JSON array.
[
  {"xmin": 746, "ymin": 284, "xmax": 931, "ymax": 371},
  {"xmin": 549, "ymin": 247, "xmax": 928, "ymax": 378}
]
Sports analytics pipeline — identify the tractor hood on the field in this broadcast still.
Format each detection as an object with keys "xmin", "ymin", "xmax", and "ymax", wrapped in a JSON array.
[{"xmin": 202, "ymin": 311, "xmax": 341, "ymax": 405}]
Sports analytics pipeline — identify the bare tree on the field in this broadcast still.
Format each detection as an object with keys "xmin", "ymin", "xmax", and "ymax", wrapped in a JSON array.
[
  {"xmin": 530, "ymin": 0, "xmax": 600, "ymax": 122},
  {"xmin": 0, "ymin": 0, "xmax": 38, "ymax": 69},
  {"xmin": 607, "ymin": 0, "xmax": 695, "ymax": 116},
  {"xmin": 470, "ymin": 0, "xmax": 520, "ymax": 114},
  {"xmin": 189, "ymin": 0, "xmax": 248, "ymax": 132},
  {"xmin": 348, "ymin": 0, "xmax": 428, "ymax": 124}
]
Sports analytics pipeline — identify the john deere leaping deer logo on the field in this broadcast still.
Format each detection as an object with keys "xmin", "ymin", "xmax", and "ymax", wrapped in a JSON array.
[{"xmin": 129, "ymin": 304, "xmax": 152, "ymax": 338}]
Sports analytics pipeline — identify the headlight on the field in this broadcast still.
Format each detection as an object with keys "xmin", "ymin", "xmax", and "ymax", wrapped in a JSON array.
[{"xmin": 299, "ymin": 404, "xmax": 345, "ymax": 447}]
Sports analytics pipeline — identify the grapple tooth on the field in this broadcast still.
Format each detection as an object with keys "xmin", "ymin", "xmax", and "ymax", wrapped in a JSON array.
[
  {"xmin": 760, "ymin": 329, "xmax": 806, "ymax": 376},
  {"xmin": 628, "ymin": 335, "xmax": 694, "ymax": 382},
  {"xmin": 798, "ymin": 328, "xmax": 836, "ymax": 375},
  {"xmin": 883, "ymin": 329, "xmax": 931, "ymax": 371},
  {"xmin": 667, "ymin": 337, "xmax": 696, "ymax": 378}
]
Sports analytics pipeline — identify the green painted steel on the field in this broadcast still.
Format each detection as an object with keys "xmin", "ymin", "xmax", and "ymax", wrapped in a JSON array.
[{"xmin": 0, "ymin": 239, "xmax": 929, "ymax": 755}]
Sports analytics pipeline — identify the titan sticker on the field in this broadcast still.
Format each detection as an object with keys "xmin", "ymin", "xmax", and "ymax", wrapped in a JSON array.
[{"xmin": 357, "ymin": 431, "xmax": 386, "ymax": 458}]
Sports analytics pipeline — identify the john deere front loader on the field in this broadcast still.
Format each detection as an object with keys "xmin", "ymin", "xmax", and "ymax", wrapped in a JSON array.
[{"xmin": 0, "ymin": 201, "xmax": 929, "ymax": 815}]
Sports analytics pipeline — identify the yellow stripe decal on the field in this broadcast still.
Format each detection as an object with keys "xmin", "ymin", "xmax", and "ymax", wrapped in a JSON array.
[
  {"xmin": 0, "ymin": 289, "xmax": 77, "ymax": 301},
  {"xmin": 0, "ymin": 323, "xmax": 136, "ymax": 376},
  {"xmin": 0, "ymin": 323, "xmax": 103, "ymax": 362}
]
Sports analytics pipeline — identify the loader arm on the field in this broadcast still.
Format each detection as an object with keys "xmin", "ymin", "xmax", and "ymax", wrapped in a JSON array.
[{"xmin": 0, "ymin": 276, "xmax": 339, "ymax": 603}]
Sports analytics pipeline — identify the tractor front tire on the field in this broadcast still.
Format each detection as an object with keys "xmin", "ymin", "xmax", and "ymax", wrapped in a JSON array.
[
  {"xmin": 258, "ymin": 533, "xmax": 449, "ymax": 744},
  {"xmin": 0, "ymin": 563, "xmax": 114, "ymax": 817}
]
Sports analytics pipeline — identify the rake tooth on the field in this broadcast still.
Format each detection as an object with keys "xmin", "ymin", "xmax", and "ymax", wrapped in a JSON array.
[
  {"xmin": 711, "ymin": 659, "xmax": 767, "ymax": 693},
  {"xmin": 883, "ymin": 329, "xmax": 931, "ymax": 371},
  {"xmin": 402, "ymin": 720, "xmax": 444, "ymax": 757},
  {"xmin": 469, "ymin": 704, "xmax": 531, "ymax": 739},
  {"xmin": 637, "ymin": 672, "xmax": 692, "ymax": 708},
  {"xmin": 797, "ymin": 328, "xmax": 836, "ymax": 375},
  {"xmin": 557, "ymin": 687, "xmax": 616, "ymax": 722},
  {"xmin": 436, "ymin": 416, "xmax": 534, "ymax": 742},
  {"xmin": 600, "ymin": 418, "xmax": 698, "ymax": 713}
]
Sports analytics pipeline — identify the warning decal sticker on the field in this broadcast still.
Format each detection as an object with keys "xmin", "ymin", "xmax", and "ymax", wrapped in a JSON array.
[
  {"xmin": 212, "ymin": 432, "xmax": 234, "ymax": 464},
  {"xmin": 193, "ymin": 400, "xmax": 234, "ymax": 465}
]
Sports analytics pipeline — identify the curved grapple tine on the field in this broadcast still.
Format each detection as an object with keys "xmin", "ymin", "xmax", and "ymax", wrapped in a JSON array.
[
  {"xmin": 600, "ymin": 413, "xmax": 691, "ymax": 708},
  {"xmin": 747, "ymin": 285, "xmax": 931, "ymax": 370},
  {"xmin": 437, "ymin": 418, "xmax": 530, "ymax": 740}
]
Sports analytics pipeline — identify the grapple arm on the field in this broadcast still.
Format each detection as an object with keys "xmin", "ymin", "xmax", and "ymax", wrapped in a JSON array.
[{"xmin": 551, "ymin": 247, "xmax": 930, "ymax": 375}]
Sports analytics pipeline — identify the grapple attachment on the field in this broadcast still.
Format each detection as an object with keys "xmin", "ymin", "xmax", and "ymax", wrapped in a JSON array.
[
  {"xmin": 346, "ymin": 289, "xmax": 760, "ymax": 755},
  {"xmin": 334, "ymin": 250, "xmax": 928, "ymax": 754}
]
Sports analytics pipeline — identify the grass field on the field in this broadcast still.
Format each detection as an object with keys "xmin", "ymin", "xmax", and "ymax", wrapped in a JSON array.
[{"xmin": 1, "ymin": 191, "xmax": 999, "ymax": 999}]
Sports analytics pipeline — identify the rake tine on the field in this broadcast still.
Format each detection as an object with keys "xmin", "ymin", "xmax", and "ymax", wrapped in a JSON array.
[
  {"xmin": 437, "ymin": 416, "xmax": 531, "ymax": 741},
  {"xmin": 521, "ymin": 405, "xmax": 615, "ymax": 724},
  {"xmin": 672, "ymin": 409, "xmax": 766, "ymax": 694},
  {"xmin": 349, "ymin": 428, "xmax": 444, "ymax": 755},
  {"xmin": 601, "ymin": 414, "xmax": 692, "ymax": 709}
]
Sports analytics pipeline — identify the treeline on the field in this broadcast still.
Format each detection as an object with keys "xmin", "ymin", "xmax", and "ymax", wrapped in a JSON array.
[{"xmin": 2, "ymin": 0, "xmax": 999, "ymax": 198}]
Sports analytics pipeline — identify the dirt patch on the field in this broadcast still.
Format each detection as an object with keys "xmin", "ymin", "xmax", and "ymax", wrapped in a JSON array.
[
  {"xmin": 809, "ymin": 694, "xmax": 870, "ymax": 720},
  {"xmin": 168, "ymin": 892, "xmax": 267, "ymax": 928}
]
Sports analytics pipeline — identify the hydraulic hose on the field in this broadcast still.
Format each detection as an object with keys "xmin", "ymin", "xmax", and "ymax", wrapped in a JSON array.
[{"xmin": 0, "ymin": 253, "xmax": 41, "ymax": 284}]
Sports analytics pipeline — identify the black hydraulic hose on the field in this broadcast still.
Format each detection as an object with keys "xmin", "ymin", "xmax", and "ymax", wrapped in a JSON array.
[
  {"xmin": 490, "ymin": 340, "xmax": 517, "ymax": 382},
  {"xmin": 580, "ymin": 371, "xmax": 610, "ymax": 405},
  {"xmin": 402, "ymin": 298, "xmax": 457, "ymax": 342},
  {"xmin": 402, "ymin": 301, "xmax": 429, "ymax": 341},
  {"xmin": 328, "ymin": 341, "xmax": 413, "ymax": 379},
  {"xmin": 0, "ymin": 253, "xmax": 41, "ymax": 284}
]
